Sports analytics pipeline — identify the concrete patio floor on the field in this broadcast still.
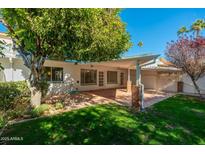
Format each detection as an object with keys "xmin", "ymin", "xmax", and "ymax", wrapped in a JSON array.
[
  {"xmin": 43, "ymin": 88, "xmax": 175, "ymax": 110},
  {"xmin": 84, "ymin": 88, "xmax": 175, "ymax": 108}
]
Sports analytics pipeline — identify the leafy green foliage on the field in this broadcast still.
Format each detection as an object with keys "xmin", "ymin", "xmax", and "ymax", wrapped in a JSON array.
[
  {"xmin": 0, "ymin": 39, "xmax": 5, "ymax": 70},
  {"xmin": 177, "ymin": 19, "xmax": 205, "ymax": 37},
  {"xmin": 137, "ymin": 41, "xmax": 143, "ymax": 47},
  {"xmin": 55, "ymin": 102, "xmax": 64, "ymax": 110},
  {"xmin": 0, "ymin": 112, "xmax": 6, "ymax": 128},
  {"xmin": 31, "ymin": 104, "xmax": 49, "ymax": 117},
  {"xmin": 2, "ymin": 95, "xmax": 205, "ymax": 144},
  {"xmin": 0, "ymin": 81, "xmax": 30, "ymax": 129},
  {"xmin": 37, "ymin": 80, "xmax": 49, "ymax": 97},
  {"xmin": 177, "ymin": 26, "xmax": 189, "ymax": 36},
  {"xmin": 0, "ymin": 9, "xmax": 131, "ymax": 105},
  {"xmin": 0, "ymin": 81, "xmax": 30, "ymax": 111},
  {"xmin": 1, "ymin": 9, "xmax": 131, "ymax": 62},
  {"xmin": 191, "ymin": 19, "xmax": 205, "ymax": 36}
]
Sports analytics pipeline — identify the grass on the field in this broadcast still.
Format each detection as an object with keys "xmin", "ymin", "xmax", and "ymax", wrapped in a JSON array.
[{"xmin": 1, "ymin": 94, "xmax": 205, "ymax": 145}]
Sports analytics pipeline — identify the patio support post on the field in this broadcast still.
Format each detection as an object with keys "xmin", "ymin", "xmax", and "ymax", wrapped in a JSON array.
[
  {"xmin": 136, "ymin": 62, "xmax": 141, "ymax": 86},
  {"xmin": 128, "ymin": 68, "xmax": 131, "ymax": 82},
  {"xmin": 127, "ymin": 68, "xmax": 132, "ymax": 93},
  {"xmin": 131, "ymin": 61, "xmax": 141, "ymax": 109}
]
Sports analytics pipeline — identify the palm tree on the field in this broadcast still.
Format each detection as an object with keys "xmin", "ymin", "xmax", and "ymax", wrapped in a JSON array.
[
  {"xmin": 137, "ymin": 41, "xmax": 143, "ymax": 47},
  {"xmin": 177, "ymin": 26, "xmax": 189, "ymax": 36},
  {"xmin": 191, "ymin": 19, "xmax": 205, "ymax": 37}
]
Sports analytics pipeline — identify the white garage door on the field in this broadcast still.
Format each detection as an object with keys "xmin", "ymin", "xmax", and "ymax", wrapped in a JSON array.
[{"xmin": 158, "ymin": 76, "xmax": 177, "ymax": 92}]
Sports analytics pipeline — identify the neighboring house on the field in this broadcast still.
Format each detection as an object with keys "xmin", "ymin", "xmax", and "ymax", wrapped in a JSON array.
[{"xmin": 0, "ymin": 32, "xmax": 205, "ymax": 95}]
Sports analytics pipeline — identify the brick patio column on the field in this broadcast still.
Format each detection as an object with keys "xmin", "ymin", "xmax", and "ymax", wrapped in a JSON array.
[{"xmin": 131, "ymin": 85, "xmax": 140, "ymax": 108}]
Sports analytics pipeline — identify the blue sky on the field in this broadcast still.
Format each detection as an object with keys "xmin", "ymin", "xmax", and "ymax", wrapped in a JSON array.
[
  {"xmin": 1, "ymin": 8, "xmax": 205, "ymax": 57},
  {"xmin": 120, "ymin": 8, "xmax": 205, "ymax": 57}
]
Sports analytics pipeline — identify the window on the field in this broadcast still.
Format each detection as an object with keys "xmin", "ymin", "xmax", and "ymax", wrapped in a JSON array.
[
  {"xmin": 44, "ymin": 67, "xmax": 52, "ymax": 81},
  {"xmin": 81, "ymin": 69, "xmax": 97, "ymax": 85},
  {"xmin": 107, "ymin": 71, "xmax": 118, "ymax": 84},
  {"xmin": 120, "ymin": 72, "xmax": 124, "ymax": 85},
  {"xmin": 52, "ymin": 67, "xmax": 63, "ymax": 81},
  {"xmin": 43, "ymin": 67, "xmax": 63, "ymax": 82},
  {"xmin": 99, "ymin": 71, "xmax": 104, "ymax": 87}
]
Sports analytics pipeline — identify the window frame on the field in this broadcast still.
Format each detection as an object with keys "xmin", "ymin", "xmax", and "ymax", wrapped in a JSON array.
[
  {"xmin": 107, "ymin": 71, "xmax": 118, "ymax": 84},
  {"xmin": 80, "ymin": 69, "xmax": 97, "ymax": 86},
  {"xmin": 43, "ymin": 66, "xmax": 64, "ymax": 82}
]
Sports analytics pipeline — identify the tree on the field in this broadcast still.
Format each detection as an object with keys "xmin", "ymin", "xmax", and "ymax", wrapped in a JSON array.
[
  {"xmin": 0, "ymin": 8, "xmax": 132, "ymax": 107},
  {"xmin": 177, "ymin": 26, "xmax": 189, "ymax": 36},
  {"xmin": 0, "ymin": 40, "xmax": 5, "ymax": 70},
  {"xmin": 137, "ymin": 41, "xmax": 143, "ymax": 47},
  {"xmin": 191, "ymin": 19, "xmax": 205, "ymax": 37},
  {"xmin": 166, "ymin": 35, "xmax": 205, "ymax": 98}
]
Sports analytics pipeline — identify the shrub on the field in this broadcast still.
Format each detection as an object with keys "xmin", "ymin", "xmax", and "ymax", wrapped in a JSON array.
[
  {"xmin": 0, "ymin": 113, "xmax": 6, "ymax": 129},
  {"xmin": 55, "ymin": 102, "xmax": 64, "ymax": 110},
  {"xmin": 31, "ymin": 104, "xmax": 50, "ymax": 117},
  {"xmin": 6, "ymin": 110, "xmax": 23, "ymax": 120},
  {"xmin": 0, "ymin": 81, "xmax": 30, "ymax": 111},
  {"xmin": 36, "ymin": 80, "xmax": 49, "ymax": 97}
]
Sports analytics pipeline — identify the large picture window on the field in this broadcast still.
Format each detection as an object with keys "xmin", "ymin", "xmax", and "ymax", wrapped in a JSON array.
[
  {"xmin": 107, "ymin": 71, "xmax": 118, "ymax": 84},
  {"xmin": 43, "ymin": 67, "xmax": 63, "ymax": 82},
  {"xmin": 81, "ymin": 69, "xmax": 97, "ymax": 85}
]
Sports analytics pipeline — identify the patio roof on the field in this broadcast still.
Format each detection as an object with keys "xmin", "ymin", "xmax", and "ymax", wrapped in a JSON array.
[
  {"xmin": 141, "ymin": 58, "xmax": 181, "ymax": 72},
  {"xmin": 86, "ymin": 54, "xmax": 160, "ymax": 69}
]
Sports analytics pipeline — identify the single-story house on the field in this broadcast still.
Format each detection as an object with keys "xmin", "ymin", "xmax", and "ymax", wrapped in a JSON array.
[{"xmin": 1, "ymin": 32, "xmax": 205, "ymax": 96}]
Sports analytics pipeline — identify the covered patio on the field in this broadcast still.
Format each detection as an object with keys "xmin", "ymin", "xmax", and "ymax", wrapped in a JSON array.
[
  {"xmin": 84, "ymin": 88, "xmax": 174, "ymax": 108},
  {"xmin": 43, "ymin": 88, "xmax": 174, "ymax": 110},
  {"xmin": 94, "ymin": 54, "xmax": 161, "ymax": 109}
]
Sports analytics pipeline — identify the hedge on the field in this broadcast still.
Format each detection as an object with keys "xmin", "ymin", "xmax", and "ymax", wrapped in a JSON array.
[{"xmin": 0, "ymin": 81, "xmax": 30, "ymax": 111}]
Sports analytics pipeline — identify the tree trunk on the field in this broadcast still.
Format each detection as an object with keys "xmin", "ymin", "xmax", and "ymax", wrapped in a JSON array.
[
  {"xmin": 196, "ymin": 30, "xmax": 200, "ymax": 37},
  {"xmin": 27, "ymin": 80, "xmax": 42, "ymax": 107},
  {"xmin": 191, "ymin": 77, "xmax": 202, "ymax": 98},
  {"xmin": 30, "ymin": 87, "xmax": 42, "ymax": 107}
]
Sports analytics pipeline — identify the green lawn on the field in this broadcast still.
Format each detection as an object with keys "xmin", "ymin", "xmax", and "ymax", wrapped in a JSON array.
[{"xmin": 1, "ymin": 95, "xmax": 205, "ymax": 145}]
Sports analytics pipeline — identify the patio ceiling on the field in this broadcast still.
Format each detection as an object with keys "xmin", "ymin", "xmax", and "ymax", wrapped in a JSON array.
[{"xmin": 90, "ymin": 54, "xmax": 160, "ymax": 69}]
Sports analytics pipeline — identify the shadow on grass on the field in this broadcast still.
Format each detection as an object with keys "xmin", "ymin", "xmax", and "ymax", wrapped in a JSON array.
[{"xmin": 2, "ymin": 95, "xmax": 205, "ymax": 145}]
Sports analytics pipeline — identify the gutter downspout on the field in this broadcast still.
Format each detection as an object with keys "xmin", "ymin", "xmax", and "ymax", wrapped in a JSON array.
[{"xmin": 139, "ymin": 58, "xmax": 158, "ymax": 111}]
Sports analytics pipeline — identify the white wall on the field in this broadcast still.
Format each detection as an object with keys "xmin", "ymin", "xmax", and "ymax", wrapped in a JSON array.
[
  {"xmin": 0, "ymin": 57, "xmax": 30, "ymax": 82},
  {"xmin": 0, "ymin": 58, "xmax": 127, "ymax": 94},
  {"xmin": 182, "ymin": 74, "xmax": 205, "ymax": 95},
  {"xmin": 157, "ymin": 73, "xmax": 178, "ymax": 92},
  {"xmin": 141, "ymin": 70, "xmax": 178, "ymax": 92},
  {"xmin": 2, "ymin": 57, "xmax": 205, "ymax": 95},
  {"xmin": 141, "ymin": 70, "xmax": 157, "ymax": 89},
  {"xmin": 142, "ymin": 70, "xmax": 205, "ymax": 94},
  {"xmin": 0, "ymin": 57, "xmax": 13, "ymax": 81},
  {"xmin": 45, "ymin": 60, "xmax": 127, "ymax": 93}
]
